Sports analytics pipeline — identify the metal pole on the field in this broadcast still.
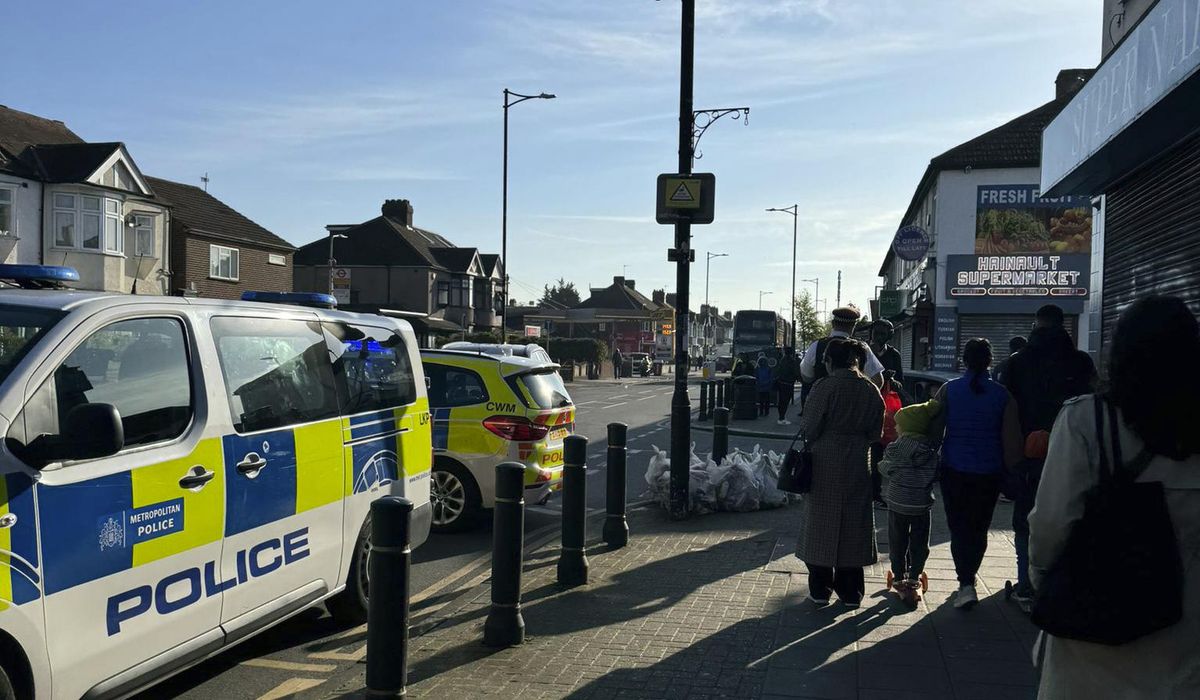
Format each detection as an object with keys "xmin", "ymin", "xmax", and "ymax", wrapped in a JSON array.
[
  {"xmin": 790, "ymin": 207, "xmax": 797, "ymax": 345},
  {"xmin": 669, "ymin": 0, "xmax": 695, "ymax": 521},
  {"xmin": 365, "ymin": 496, "xmax": 412, "ymax": 696},
  {"xmin": 837, "ymin": 270, "xmax": 842, "ymax": 309},
  {"xmin": 602, "ymin": 423, "xmax": 629, "ymax": 549},
  {"xmin": 557, "ymin": 435, "xmax": 589, "ymax": 586},
  {"xmin": 698, "ymin": 380, "xmax": 709, "ymax": 422},
  {"xmin": 705, "ymin": 254, "xmax": 710, "ymax": 359},
  {"xmin": 715, "ymin": 377, "xmax": 724, "ymax": 408},
  {"xmin": 327, "ymin": 231, "xmax": 335, "ymax": 296},
  {"xmin": 712, "ymin": 407, "xmax": 730, "ymax": 463},
  {"xmin": 483, "ymin": 463, "xmax": 525, "ymax": 647},
  {"xmin": 501, "ymin": 91, "xmax": 510, "ymax": 338},
  {"xmin": 707, "ymin": 379, "xmax": 717, "ymax": 418}
]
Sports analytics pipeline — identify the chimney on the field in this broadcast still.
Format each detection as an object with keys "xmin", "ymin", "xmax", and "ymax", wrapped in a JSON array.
[
  {"xmin": 381, "ymin": 199, "xmax": 414, "ymax": 226},
  {"xmin": 1055, "ymin": 69, "xmax": 1092, "ymax": 100},
  {"xmin": 625, "ymin": 279, "xmax": 636, "ymax": 290},
  {"xmin": 652, "ymin": 289, "xmax": 665, "ymax": 305},
  {"xmin": 724, "ymin": 310, "xmax": 732, "ymax": 320}
]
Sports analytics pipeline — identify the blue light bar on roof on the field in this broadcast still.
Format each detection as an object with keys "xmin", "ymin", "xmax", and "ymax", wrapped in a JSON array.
[
  {"xmin": 241, "ymin": 291, "xmax": 338, "ymax": 309},
  {"xmin": 0, "ymin": 264, "xmax": 81, "ymax": 289}
]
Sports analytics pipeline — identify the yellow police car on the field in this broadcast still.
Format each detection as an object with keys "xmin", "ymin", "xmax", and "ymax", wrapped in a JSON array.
[
  {"xmin": 421, "ymin": 348, "xmax": 574, "ymax": 532},
  {"xmin": 0, "ymin": 268, "xmax": 431, "ymax": 700}
]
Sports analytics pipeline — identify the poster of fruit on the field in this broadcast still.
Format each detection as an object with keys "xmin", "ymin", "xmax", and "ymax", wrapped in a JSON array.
[{"xmin": 975, "ymin": 185, "xmax": 1092, "ymax": 255}]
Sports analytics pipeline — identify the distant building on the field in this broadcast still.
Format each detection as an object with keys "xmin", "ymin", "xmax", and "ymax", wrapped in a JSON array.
[
  {"xmin": 0, "ymin": 105, "xmax": 169, "ymax": 293},
  {"xmin": 876, "ymin": 70, "xmax": 1093, "ymax": 371},
  {"xmin": 292, "ymin": 199, "xmax": 503, "ymax": 336},
  {"xmin": 527, "ymin": 276, "xmax": 671, "ymax": 355},
  {"xmin": 145, "ymin": 177, "xmax": 294, "ymax": 299}
]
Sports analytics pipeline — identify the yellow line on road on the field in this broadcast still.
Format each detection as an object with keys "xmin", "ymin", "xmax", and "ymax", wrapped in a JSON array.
[
  {"xmin": 241, "ymin": 659, "xmax": 337, "ymax": 673},
  {"xmin": 257, "ymin": 677, "xmax": 327, "ymax": 700},
  {"xmin": 308, "ymin": 645, "xmax": 367, "ymax": 662}
]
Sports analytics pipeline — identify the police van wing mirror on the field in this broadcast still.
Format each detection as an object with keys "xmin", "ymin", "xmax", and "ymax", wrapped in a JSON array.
[{"xmin": 25, "ymin": 403, "xmax": 124, "ymax": 468}]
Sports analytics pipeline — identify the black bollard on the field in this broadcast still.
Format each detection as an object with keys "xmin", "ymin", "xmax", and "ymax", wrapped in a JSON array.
[
  {"xmin": 483, "ymin": 463, "xmax": 526, "ymax": 647},
  {"xmin": 366, "ymin": 496, "xmax": 412, "ymax": 697},
  {"xmin": 557, "ymin": 435, "xmax": 590, "ymax": 586},
  {"xmin": 707, "ymin": 380, "xmax": 717, "ymax": 418},
  {"xmin": 712, "ymin": 407, "xmax": 730, "ymax": 464},
  {"xmin": 602, "ymin": 423, "xmax": 629, "ymax": 549},
  {"xmin": 698, "ymin": 380, "xmax": 710, "ymax": 421},
  {"xmin": 715, "ymin": 379, "xmax": 725, "ymax": 410},
  {"xmin": 725, "ymin": 377, "xmax": 734, "ymax": 408}
]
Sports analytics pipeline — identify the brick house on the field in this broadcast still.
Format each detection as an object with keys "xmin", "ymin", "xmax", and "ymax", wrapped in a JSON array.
[{"xmin": 146, "ymin": 176, "xmax": 294, "ymax": 299}]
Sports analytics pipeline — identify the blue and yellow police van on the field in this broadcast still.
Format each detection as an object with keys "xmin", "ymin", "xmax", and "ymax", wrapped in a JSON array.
[{"xmin": 0, "ymin": 267, "xmax": 431, "ymax": 700}]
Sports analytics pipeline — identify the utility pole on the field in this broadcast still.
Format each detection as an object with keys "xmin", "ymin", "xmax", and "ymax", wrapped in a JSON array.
[
  {"xmin": 668, "ymin": 0, "xmax": 695, "ymax": 521},
  {"xmin": 836, "ymin": 270, "xmax": 842, "ymax": 309}
]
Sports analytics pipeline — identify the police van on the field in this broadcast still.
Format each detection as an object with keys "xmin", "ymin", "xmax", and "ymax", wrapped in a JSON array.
[{"xmin": 0, "ymin": 267, "xmax": 432, "ymax": 700}]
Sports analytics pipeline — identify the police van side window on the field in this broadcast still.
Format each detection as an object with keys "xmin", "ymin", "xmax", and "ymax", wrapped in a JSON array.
[
  {"xmin": 426, "ymin": 364, "xmax": 488, "ymax": 408},
  {"xmin": 325, "ymin": 322, "xmax": 417, "ymax": 414},
  {"xmin": 19, "ymin": 317, "xmax": 193, "ymax": 450},
  {"xmin": 211, "ymin": 317, "xmax": 339, "ymax": 433}
]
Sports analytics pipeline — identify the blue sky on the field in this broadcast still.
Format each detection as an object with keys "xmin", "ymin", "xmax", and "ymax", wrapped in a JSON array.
[{"xmin": 6, "ymin": 0, "xmax": 1100, "ymax": 315}]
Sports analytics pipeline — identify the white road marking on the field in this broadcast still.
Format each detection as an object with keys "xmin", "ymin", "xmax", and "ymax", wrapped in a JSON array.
[
  {"xmin": 604, "ymin": 402, "xmax": 627, "ymax": 409},
  {"xmin": 257, "ymin": 678, "xmax": 326, "ymax": 700},
  {"xmin": 637, "ymin": 395, "xmax": 657, "ymax": 401},
  {"xmin": 242, "ymin": 659, "xmax": 336, "ymax": 673}
]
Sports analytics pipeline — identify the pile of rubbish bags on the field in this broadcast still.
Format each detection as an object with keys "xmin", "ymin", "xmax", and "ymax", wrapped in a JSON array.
[{"xmin": 644, "ymin": 443, "xmax": 795, "ymax": 514}]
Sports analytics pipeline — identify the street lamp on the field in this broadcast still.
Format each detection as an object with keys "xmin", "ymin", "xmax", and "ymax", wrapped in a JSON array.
[
  {"xmin": 704, "ymin": 251, "xmax": 728, "ymax": 357},
  {"xmin": 759, "ymin": 290, "xmax": 773, "ymax": 309},
  {"xmin": 766, "ymin": 204, "xmax": 798, "ymax": 346},
  {"xmin": 327, "ymin": 232, "xmax": 347, "ymax": 296},
  {"xmin": 801, "ymin": 277, "xmax": 820, "ymax": 321},
  {"xmin": 501, "ymin": 88, "xmax": 556, "ymax": 336}
]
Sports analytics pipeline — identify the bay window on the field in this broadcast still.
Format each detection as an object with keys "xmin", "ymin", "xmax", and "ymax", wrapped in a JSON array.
[
  {"xmin": 104, "ymin": 200, "xmax": 122, "ymax": 253},
  {"xmin": 133, "ymin": 215, "xmax": 155, "ymax": 256},
  {"xmin": 80, "ymin": 196, "xmax": 101, "ymax": 250},
  {"xmin": 209, "ymin": 245, "xmax": 239, "ymax": 281},
  {"xmin": 53, "ymin": 194, "xmax": 76, "ymax": 247},
  {"xmin": 51, "ymin": 192, "xmax": 127, "ymax": 253},
  {"xmin": 0, "ymin": 188, "xmax": 13, "ymax": 236}
]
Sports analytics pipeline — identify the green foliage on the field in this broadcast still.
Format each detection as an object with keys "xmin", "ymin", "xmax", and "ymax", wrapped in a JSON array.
[
  {"xmin": 540, "ymin": 277, "xmax": 581, "ymax": 309},
  {"xmin": 542, "ymin": 337, "xmax": 608, "ymax": 364},
  {"xmin": 792, "ymin": 292, "xmax": 831, "ymax": 348}
]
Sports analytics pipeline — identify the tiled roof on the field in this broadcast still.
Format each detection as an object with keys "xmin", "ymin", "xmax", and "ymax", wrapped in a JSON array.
[
  {"xmin": 25, "ymin": 142, "xmax": 121, "ymax": 183},
  {"xmin": 430, "ymin": 247, "xmax": 478, "ymax": 273},
  {"xmin": 0, "ymin": 104, "xmax": 84, "ymax": 178},
  {"xmin": 293, "ymin": 215, "xmax": 454, "ymax": 268},
  {"xmin": 578, "ymin": 280, "xmax": 661, "ymax": 312},
  {"xmin": 146, "ymin": 176, "xmax": 294, "ymax": 251}
]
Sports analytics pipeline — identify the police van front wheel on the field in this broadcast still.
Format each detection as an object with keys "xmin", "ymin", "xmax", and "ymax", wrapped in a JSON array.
[
  {"xmin": 431, "ymin": 462, "xmax": 481, "ymax": 533},
  {"xmin": 0, "ymin": 664, "xmax": 16, "ymax": 700},
  {"xmin": 326, "ymin": 520, "xmax": 370, "ymax": 625}
]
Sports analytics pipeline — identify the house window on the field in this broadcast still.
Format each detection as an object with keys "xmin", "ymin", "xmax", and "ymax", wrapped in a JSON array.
[
  {"xmin": 210, "ymin": 244, "xmax": 239, "ymax": 281},
  {"xmin": 104, "ymin": 200, "xmax": 122, "ymax": 253},
  {"xmin": 267, "ymin": 253, "xmax": 286, "ymax": 266},
  {"xmin": 0, "ymin": 188, "xmax": 13, "ymax": 236},
  {"xmin": 444, "ymin": 276, "xmax": 471, "ymax": 307},
  {"xmin": 436, "ymin": 281, "xmax": 450, "ymax": 307},
  {"xmin": 641, "ymin": 321, "xmax": 652, "ymax": 332},
  {"xmin": 80, "ymin": 196, "xmax": 101, "ymax": 250},
  {"xmin": 473, "ymin": 279, "xmax": 489, "ymax": 310},
  {"xmin": 51, "ymin": 193, "xmax": 126, "ymax": 253},
  {"xmin": 133, "ymin": 215, "xmax": 155, "ymax": 257},
  {"xmin": 53, "ymin": 194, "xmax": 76, "ymax": 247}
]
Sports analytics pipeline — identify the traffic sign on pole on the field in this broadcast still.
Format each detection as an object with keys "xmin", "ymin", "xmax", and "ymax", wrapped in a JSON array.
[{"xmin": 656, "ymin": 173, "xmax": 715, "ymax": 224}]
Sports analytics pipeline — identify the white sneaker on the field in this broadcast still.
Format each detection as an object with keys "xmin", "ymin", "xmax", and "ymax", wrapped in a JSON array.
[
  {"xmin": 954, "ymin": 584, "xmax": 978, "ymax": 610},
  {"xmin": 777, "ymin": 419, "xmax": 790, "ymax": 426}
]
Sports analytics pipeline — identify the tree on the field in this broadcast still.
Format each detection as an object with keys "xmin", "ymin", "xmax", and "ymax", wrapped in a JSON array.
[
  {"xmin": 540, "ymin": 277, "xmax": 581, "ymax": 308},
  {"xmin": 793, "ymin": 291, "xmax": 831, "ymax": 348}
]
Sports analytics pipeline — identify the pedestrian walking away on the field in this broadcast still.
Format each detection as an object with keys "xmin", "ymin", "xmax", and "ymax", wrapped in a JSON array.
[
  {"xmin": 755, "ymin": 355, "xmax": 773, "ymax": 417},
  {"xmin": 879, "ymin": 399, "xmax": 942, "ymax": 607},
  {"xmin": 775, "ymin": 345, "xmax": 798, "ymax": 425},
  {"xmin": 1029, "ymin": 296, "xmax": 1200, "ymax": 698},
  {"xmin": 1004, "ymin": 304, "xmax": 1096, "ymax": 609},
  {"xmin": 794, "ymin": 338, "xmax": 885, "ymax": 608},
  {"xmin": 799, "ymin": 305, "xmax": 885, "ymax": 410},
  {"xmin": 869, "ymin": 320, "xmax": 904, "ymax": 384},
  {"xmin": 931, "ymin": 338, "xmax": 1022, "ymax": 610},
  {"xmin": 870, "ymin": 371, "xmax": 904, "ymax": 510},
  {"xmin": 612, "ymin": 348, "xmax": 623, "ymax": 379},
  {"xmin": 992, "ymin": 335, "xmax": 1027, "ymax": 388}
]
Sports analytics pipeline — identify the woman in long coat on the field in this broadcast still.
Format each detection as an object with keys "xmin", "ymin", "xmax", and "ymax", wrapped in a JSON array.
[{"xmin": 795, "ymin": 338, "xmax": 885, "ymax": 607}]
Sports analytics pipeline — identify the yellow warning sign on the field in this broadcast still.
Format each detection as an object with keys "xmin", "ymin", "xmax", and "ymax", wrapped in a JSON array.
[{"xmin": 663, "ymin": 178, "xmax": 701, "ymax": 209}]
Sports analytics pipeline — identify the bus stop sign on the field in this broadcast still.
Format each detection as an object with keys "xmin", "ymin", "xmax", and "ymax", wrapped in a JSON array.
[{"xmin": 656, "ymin": 173, "xmax": 715, "ymax": 225}]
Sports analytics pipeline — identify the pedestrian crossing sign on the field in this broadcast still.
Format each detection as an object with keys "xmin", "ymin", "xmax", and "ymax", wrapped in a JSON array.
[{"xmin": 656, "ymin": 172, "xmax": 715, "ymax": 224}]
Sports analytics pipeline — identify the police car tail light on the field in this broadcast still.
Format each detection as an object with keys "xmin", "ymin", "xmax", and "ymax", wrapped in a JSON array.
[{"xmin": 482, "ymin": 415, "xmax": 550, "ymax": 441}]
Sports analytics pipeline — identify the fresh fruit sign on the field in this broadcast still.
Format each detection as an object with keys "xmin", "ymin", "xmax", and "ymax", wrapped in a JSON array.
[{"xmin": 975, "ymin": 185, "xmax": 1092, "ymax": 255}]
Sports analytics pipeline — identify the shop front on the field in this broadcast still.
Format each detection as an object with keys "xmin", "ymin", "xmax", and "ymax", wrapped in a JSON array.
[{"xmin": 1042, "ymin": 0, "xmax": 1200, "ymax": 358}]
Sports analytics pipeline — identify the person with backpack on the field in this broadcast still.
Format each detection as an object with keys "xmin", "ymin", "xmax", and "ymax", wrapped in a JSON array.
[
  {"xmin": 1029, "ymin": 296, "xmax": 1199, "ymax": 697},
  {"xmin": 932, "ymin": 338, "xmax": 1023, "ymax": 609},
  {"xmin": 775, "ymin": 346, "xmax": 798, "ymax": 425},
  {"xmin": 799, "ymin": 306, "xmax": 884, "ymax": 410},
  {"xmin": 1004, "ymin": 304, "xmax": 1096, "ymax": 610},
  {"xmin": 992, "ymin": 335, "xmax": 1027, "ymax": 387}
]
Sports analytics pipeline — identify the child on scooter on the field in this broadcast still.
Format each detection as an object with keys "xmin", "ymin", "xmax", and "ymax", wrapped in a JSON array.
[{"xmin": 879, "ymin": 399, "xmax": 942, "ymax": 605}]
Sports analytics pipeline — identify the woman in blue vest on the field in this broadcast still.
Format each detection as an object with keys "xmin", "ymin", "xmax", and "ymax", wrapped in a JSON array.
[{"xmin": 932, "ymin": 338, "xmax": 1022, "ymax": 610}]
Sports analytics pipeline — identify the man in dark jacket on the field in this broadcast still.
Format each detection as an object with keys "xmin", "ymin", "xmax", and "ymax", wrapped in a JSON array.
[
  {"xmin": 1004, "ymin": 304, "xmax": 1097, "ymax": 608},
  {"xmin": 869, "ymin": 320, "xmax": 904, "ymax": 384},
  {"xmin": 992, "ymin": 335, "xmax": 1027, "ymax": 387}
]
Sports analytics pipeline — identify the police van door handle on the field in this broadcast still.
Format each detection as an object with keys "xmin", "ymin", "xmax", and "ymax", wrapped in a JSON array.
[
  {"xmin": 236, "ymin": 452, "xmax": 267, "ymax": 478},
  {"xmin": 179, "ymin": 466, "xmax": 215, "ymax": 490},
  {"xmin": 0, "ymin": 513, "xmax": 16, "ymax": 529}
]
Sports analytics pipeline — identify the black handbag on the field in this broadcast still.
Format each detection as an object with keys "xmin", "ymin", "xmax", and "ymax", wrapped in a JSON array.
[
  {"xmin": 1030, "ymin": 397, "xmax": 1183, "ymax": 645},
  {"xmin": 777, "ymin": 429, "xmax": 813, "ymax": 494}
]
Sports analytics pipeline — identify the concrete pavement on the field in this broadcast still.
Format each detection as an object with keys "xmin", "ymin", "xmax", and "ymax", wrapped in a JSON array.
[{"xmin": 321, "ymin": 492, "xmax": 1037, "ymax": 699}]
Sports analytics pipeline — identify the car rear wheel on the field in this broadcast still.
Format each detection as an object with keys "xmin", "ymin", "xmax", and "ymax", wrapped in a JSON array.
[
  {"xmin": 431, "ymin": 461, "xmax": 481, "ymax": 533},
  {"xmin": 326, "ymin": 518, "xmax": 370, "ymax": 625}
]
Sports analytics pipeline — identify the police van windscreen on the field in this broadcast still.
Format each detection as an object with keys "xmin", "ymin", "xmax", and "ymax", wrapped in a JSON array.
[
  {"xmin": 0, "ymin": 306, "xmax": 64, "ymax": 385},
  {"xmin": 519, "ymin": 369, "xmax": 572, "ymax": 409}
]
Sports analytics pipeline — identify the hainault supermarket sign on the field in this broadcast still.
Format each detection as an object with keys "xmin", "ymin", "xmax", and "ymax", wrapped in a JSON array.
[{"xmin": 947, "ymin": 254, "xmax": 1090, "ymax": 299}]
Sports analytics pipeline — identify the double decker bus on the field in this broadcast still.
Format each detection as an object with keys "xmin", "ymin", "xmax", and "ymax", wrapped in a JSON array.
[{"xmin": 732, "ymin": 310, "xmax": 792, "ymax": 358}]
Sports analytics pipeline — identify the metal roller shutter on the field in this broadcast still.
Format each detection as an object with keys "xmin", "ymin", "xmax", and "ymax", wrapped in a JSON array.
[
  {"xmin": 958, "ymin": 314, "xmax": 1078, "ymax": 367},
  {"xmin": 897, "ymin": 324, "xmax": 912, "ymax": 371},
  {"xmin": 1103, "ymin": 134, "xmax": 1200, "ymax": 349}
]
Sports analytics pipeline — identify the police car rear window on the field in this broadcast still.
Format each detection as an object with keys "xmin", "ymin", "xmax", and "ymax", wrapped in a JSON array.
[
  {"xmin": 211, "ymin": 317, "xmax": 340, "ymax": 433},
  {"xmin": 519, "ymin": 369, "xmax": 572, "ymax": 409},
  {"xmin": 0, "ymin": 305, "xmax": 64, "ymax": 385}
]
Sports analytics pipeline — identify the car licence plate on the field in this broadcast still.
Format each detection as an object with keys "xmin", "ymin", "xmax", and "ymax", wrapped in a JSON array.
[{"xmin": 549, "ymin": 427, "xmax": 569, "ymax": 441}]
